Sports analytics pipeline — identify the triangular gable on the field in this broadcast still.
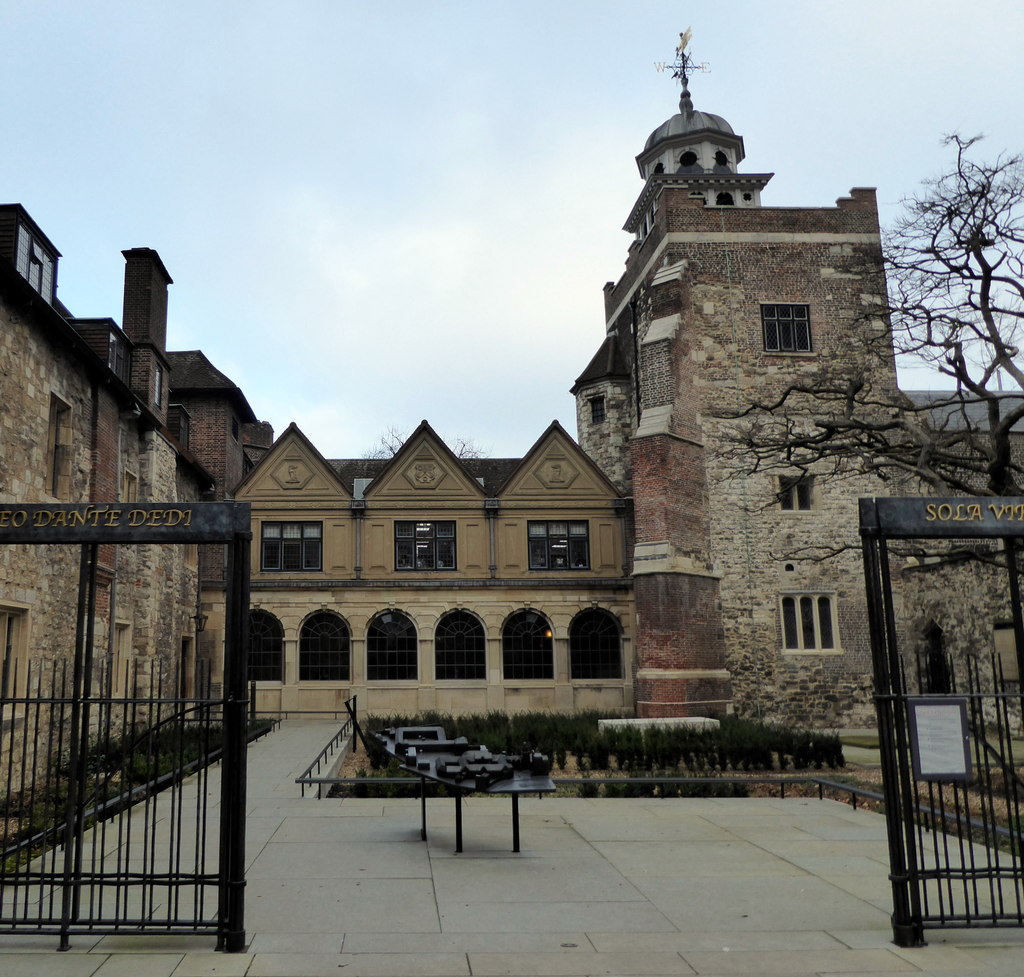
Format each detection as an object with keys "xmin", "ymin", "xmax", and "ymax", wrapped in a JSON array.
[
  {"xmin": 363, "ymin": 420, "xmax": 486, "ymax": 502},
  {"xmin": 498, "ymin": 421, "xmax": 621, "ymax": 502},
  {"xmin": 235, "ymin": 422, "xmax": 350, "ymax": 502}
]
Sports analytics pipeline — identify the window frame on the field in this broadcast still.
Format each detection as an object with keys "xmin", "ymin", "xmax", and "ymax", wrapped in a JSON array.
[
  {"xmin": 589, "ymin": 396, "xmax": 606, "ymax": 424},
  {"xmin": 569, "ymin": 609, "xmax": 623, "ymax": 680},
  {"xmin": 761, "ymin": 303, "xmax": 812, "ymax": 354},
  {"xmin": 47, "ymin": 394, "xmax": 72, "ymax": 499},
  {"xmin": 778, "ymin": 476, "xmax": 814, "ymax": 511},
  {"xmin": 366, "ymin": 611, "xmax": 418, "ymax": 681},
  {"xmin": 298, "ymin": 611, "xmax": 350, "ymax": 682},
  {"xmin": 248, "ymin": 609, "xmax": 284, "ymax": 682},
  {"xmin": 527, "ymin": 521, "xmax": 590, "ymax": 571},
  {"xmin": 434, "ymin": 610, "xmax": 486, "ymax": 681},
  {"xmin": 261, "ymin": 521, "xmax": 323, "ymax": 572},
  {"xmin": 502, "ymin": 610, "xmax": 554, "ymax": 680},
  {"xmin": 394, "ymin": 521, "xmax": 456, "ymax": 571},
  {"xmin": 780, "ymin": 593, "xmax": 839, "ymax": 654}
]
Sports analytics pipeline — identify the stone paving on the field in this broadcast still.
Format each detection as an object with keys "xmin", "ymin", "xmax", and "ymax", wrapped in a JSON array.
[{"xmin": 2, "ymin": 719, "xmax": 1023, "ymax": 976}]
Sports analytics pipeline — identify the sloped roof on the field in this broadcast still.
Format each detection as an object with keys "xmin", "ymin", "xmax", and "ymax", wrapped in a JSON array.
[
  {"xmin": 904, "ymin": 391, "xmax": 1024, "ymax": 431},
  {"xmin": 328, "ymin": 456, "xmax": 521, "ymax": 497},
  {"xmin": 571, "ymin": 335, "xmax": 629, "ymax": 394},
  {"xmin": 166, "ymin": 349, "xmax": 257, "ymax": 422}
]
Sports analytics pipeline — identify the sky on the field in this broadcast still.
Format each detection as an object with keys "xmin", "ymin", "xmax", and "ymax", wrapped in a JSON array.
[{"xmin": 3, "ymin": 1, "xmax": 1023, "ymax": 460}]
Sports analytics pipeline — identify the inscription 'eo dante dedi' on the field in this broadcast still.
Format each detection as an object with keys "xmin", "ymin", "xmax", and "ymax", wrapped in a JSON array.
[{"xmin": 0, "ymin": 503, "xmax": 250, "ymax": 544}]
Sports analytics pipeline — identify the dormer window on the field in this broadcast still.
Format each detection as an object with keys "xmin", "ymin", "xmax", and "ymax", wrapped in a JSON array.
[
  {"xmin": 107, "ymin": 329, "xmax": 130, "ymax": 384},
  {"xmin": 15, "ymin": 224, "xmax": 57, "ymax": 304}
]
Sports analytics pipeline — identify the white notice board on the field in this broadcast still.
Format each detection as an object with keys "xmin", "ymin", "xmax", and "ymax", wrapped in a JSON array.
[{"xmin": 907, "ymin": 697, "xmax": 973, "ymax": 782}]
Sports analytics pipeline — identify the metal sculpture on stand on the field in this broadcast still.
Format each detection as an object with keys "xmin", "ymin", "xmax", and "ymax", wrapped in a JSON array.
[{"xmin": 371, "ymin": 725, "xmax": 554, "ymax": 852}]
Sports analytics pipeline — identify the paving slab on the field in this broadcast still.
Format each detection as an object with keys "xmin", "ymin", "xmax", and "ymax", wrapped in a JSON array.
[{"xmin": 4, "ymin": 719, "xmax": 1024, "ymax": 977}]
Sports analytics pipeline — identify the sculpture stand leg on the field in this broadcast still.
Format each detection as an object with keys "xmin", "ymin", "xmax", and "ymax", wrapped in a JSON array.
[
  {"xmin": 455, "ymin": 793, "xmax": 463, "ymax": 853},
  {"xmin": 420, "ymin": 776, "xmax": 427, "ymax": 841},
  {"xmin": 512, "ymin": 794, "xmax": 520, "ymax": 853}
]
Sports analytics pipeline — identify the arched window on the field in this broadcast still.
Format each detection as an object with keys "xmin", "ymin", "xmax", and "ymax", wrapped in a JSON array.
[
  {"xmin": 679, "ymin": 150, "xmax": 698, "ymax": 168},
  {"xmin": 367, "ymin": 611, "xmax": 417, "ymax": 681},
  {"xmin": 248, "ymin": 609, "xmax": 283, "ymax": 682},
  {"xmin": 435, "ymin": 610, "xmax": 486, "ymax": 681},
  {"xmin": 715, "ymin": 192, "xmax": 734, "ymax": 206},
  {"xmin": 299, "ymin": 611, "xmax": 350, "ymax": 681},
  {"xmin": 569, "ymin": 609, "xmax": 622, "ymax": 680},
  {"xmin": 502, "ymin": 610, "xmax": 553, "ymax": 680}
]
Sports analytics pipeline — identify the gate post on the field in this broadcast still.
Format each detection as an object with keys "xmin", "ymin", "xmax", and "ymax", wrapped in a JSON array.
[
  {"xmin": 218, "ymin": 518, "xmax": 251, "ymax": 952},
  {"xmin": 860, "ymin": 501, "xmax": 924, "ymax": 947}
]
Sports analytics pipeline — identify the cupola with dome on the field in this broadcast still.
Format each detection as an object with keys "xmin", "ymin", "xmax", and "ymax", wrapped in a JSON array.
[{"xmin": 625, "ymin": 36, "xmax": 773, "ymax": 238}]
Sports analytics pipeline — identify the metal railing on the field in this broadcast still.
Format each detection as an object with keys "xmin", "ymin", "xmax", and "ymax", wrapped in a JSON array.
[{"xmin": 295, "ymin": 697, "xmax": 357, "ymax": 797}]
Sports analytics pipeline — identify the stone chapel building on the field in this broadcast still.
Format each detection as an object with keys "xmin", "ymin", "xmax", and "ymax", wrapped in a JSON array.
[{"xmin": 571, "ymin": 71, "xmax": 894, "ymax": 724}]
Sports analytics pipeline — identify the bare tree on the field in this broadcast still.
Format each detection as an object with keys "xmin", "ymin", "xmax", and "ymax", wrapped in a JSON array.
[
  {"xmin": 362, "ymin": 426, "xmax": 488, "ymax": 460},
  {"xmin": 719, "ymin": 136, "xmax": 1024, "ymax": 500}
]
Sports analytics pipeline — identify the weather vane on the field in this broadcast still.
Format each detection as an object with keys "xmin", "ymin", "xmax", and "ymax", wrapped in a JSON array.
[{"xmin": 654, "ymin": 28, "xmax": 710, "ymax": 85}]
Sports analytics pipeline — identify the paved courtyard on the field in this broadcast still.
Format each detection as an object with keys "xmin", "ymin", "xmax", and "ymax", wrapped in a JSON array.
[{"xmin": 2, "ymin": 719, "xmax": 1023, "ymax": 976}]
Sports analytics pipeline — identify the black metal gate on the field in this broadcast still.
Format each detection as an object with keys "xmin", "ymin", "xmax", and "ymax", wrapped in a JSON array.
[
  {"xmin": 0, "ymin": 503, "xmax": 250, "ymax": 950},
  {"xmin": 861, "ymin": 497, "xmax": 1024, "ymax": 946}
]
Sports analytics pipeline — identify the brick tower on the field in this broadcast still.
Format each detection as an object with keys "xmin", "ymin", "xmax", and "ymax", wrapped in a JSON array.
[{"xmin": 574, "ymin": 41, "xmax": 891, "ymax": 723}]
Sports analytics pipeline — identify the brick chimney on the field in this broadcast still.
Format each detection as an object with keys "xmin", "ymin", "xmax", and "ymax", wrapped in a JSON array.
[{"xmin": 122, "ymin": 248, "xmax": 173, "ymax": 424}]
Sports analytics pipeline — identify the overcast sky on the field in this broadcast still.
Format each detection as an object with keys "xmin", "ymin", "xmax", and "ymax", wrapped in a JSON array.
[{"xmin": 3, "ymin": 1, "xmax": 1022, "ymax": 459}]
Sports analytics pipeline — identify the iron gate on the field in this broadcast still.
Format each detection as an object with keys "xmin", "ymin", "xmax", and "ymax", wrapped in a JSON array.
[
  {"xmin": 0, "ymin": 503, "xmax": 250, "ymax": 950},
  {"xmin": 861, "ymin": 497, "xmax": 1024, "ymax": 946}
]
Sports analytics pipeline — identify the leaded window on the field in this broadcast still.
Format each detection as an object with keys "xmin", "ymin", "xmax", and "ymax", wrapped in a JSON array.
[
  {"xmin": 395, "ymin": 521, "xmax": 456, "ymax": 570},
  {"xmin": 762, "ymin": 304, "xmax": 811, "ymax": 353},
  {"xmin": 502, "ymin": 610, "xmax": 553, "ymax": 680},
  {"xmin": 367, "ymin": 611, "xmax": 417, "ymax": 681},
  {"xmin": 779, "ymin": 476, "xmax": 813, "ymax": 511},
  {"xmin": 435, "ymin": 610, "xmax": 486, "ymax": 680},
  {"xmin": 299, "ymin": 611, "xmax": 350, "ymax": 681},
  {"xmin": 781, "ymin": 595, "xmax": 836, "ymax": 652},
  {"xmin": 248, "ymin": 609, "xmax": 283, "ymax": 682},
  {"xmin": 528, "ymin": 521, "xmax": 589, "ymax": 570},
  {"xmin": 261, "ymin": 522, "xmax": 322, "ymax": 571},
  {"xmin": 569, "ymin": 609, "xmax": 622, "ymax": 679}
]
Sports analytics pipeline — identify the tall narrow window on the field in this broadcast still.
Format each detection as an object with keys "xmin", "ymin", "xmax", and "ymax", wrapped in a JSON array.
[
  {"xmin": 47, "ymin": 395, "xmax": 71, "ymax": 498},
  {"xmin": 569, "ymin": 609, "xmax": 622, "ymax": 679},
  {"xmin": 435, "ymin": 610, "xmax": 486, "ymax": 680},
  {"xmin": 502, "ymin": 610, "xmax": 553, "ymax": 680},
  {"xmin": 762, "ymin": 304, "xmax": 812, "ymax": 353},
  {"xmin": 299, "ymin": 611, "xmax": 350, "ymax": 681},
  {"xmin": 589, "ymin": 396, "xmax": 606, "ymax": 423},
  {"xmin": 781, "ymin": 594, "xmax": 837, "ymax": 652},
  {"xmin": 248, "ymin": 610, "xmax": 283, "ymax": 682},
  {"xmin": 1, "ymin": 608, "xmax": 25, "ymax": 699},
  {"xmin": 153, "ymin": 363, "xmax": 164, "ymax": 407},
  {"xmin": 367, "ymin": 611, "xmax": 417, "ymax": 681}
]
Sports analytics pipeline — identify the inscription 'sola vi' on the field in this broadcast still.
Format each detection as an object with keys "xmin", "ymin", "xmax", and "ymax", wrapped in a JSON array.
[
  {"xmin": 0, "ymin": 506, "xmax": 194, "ymax": 530},
  {"xmin": 925, "ymin": 502, "xmax": 1024, "ymax": 523}
]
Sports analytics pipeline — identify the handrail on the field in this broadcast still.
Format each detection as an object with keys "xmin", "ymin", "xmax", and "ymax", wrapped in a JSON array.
[{"xmin": 295, "ymin": 711, "xmax": 355, "ymax": 798}]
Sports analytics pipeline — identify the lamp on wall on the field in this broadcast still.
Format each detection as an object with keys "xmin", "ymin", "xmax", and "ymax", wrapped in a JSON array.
[{"xmin": 193, "ymin": 612, "xmax": 208, "ymax": 633}]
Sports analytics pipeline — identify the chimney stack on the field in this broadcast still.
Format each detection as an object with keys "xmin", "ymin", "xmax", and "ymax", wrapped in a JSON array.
[{"xmin": 122, "ymin": 248, "xmax": 173, "ymax": 424}]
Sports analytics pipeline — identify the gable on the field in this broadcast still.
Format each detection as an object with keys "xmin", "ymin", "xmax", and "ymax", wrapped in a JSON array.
[
  {"xmin": 235, "ymin": 424, "xmax": 349, "ymax": 503},
  {"xmin": 500, "ymin": 425, "xmax": 619, "ymax": 503},
  {"xmin": 364, "ymin": 426, "xmax": 485, "ymax": 503}
]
